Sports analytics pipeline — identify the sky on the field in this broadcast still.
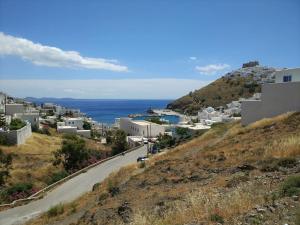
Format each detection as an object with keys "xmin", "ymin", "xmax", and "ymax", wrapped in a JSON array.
[{"xmin": 0, "ymin": 0, "xmax": 299, "ymax": 99}]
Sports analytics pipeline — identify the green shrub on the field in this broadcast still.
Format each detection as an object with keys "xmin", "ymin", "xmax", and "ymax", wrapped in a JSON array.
[
  {"xmin": 83, "ymin": 121, "xmax": 92, "ymax": 130},
  {"xmin": 47, "ymin": 170, "xmax": 69, "ymax": 185},
  {"xmin": 70, "ymin": 202, "xmax": 77, "ymax": 214},
  {"xmin": 107, "ymin": 180, "xmax": 120, "ymax": 197},
  {"xmin": 98, "ymin": 192, "xmax": 109, "ymax": 202},
  {"xmin": 210, "ymin": 213, "xmax": 224, "ymax": 224},
  {"xmin": 47, "ymin": 203, "xmax": 64, "ymax": 217},
  {"xmin": 259, "ymin": 158, "xmax": 279, "ymax": 172},
  {"xmin": 277, "ymin": 158, "xmax": 297, "ymax": 168},
  {"xmin": 0, "ymin": 135, "xmax": 9, "ymax": 145},
  {"xmin": 139, "ymin": 161, "xmax": 146, "ymax": 168},
  {"xmin": 9, "ymin": 118, "xmax": 26, "ymax": 130},
  {"xmin": 260, "ymin": 157, "xmax": 297, "ymax": 172},
  {"xmin": 296, "ymin": 206, "xmax": 300, "ymax": 225},
  {"xmin": 281, "ymin": 175, "xmax": 300, "ymax": 197},
  {"xmin": 53, "ymin": 135, "xmax": 88, "ymax": 172},
  {"xmin": 6, "ymin": 182, "xmax": 32, "ymax": 195}
]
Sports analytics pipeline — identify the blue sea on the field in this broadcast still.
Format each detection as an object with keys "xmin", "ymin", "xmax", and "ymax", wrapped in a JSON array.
[{"xmin": 31, "ymin": 99, "xmax": 175, "ymax": 125}]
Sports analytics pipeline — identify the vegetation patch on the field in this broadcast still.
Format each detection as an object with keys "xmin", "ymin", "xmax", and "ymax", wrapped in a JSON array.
[
  {"xmin": 47, "ymin": 170, "xmax": 69, "ymax": 185},
  {"xmin": 9, "ymin": 118, "xmax": 26, "ymax": 130},
  {"xmin": 47, "ymin": 203, "xmax": 64, "ymax": 217},
  {"xmin": 281, "ymin": 175, "xmax": 300, "ymax": 197}
]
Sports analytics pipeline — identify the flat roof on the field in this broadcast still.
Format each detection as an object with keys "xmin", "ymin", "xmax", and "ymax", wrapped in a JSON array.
[
  {"xmin": 65, "ymin": 117, "xmax": 83, "ymax": 120},
  {"xmin": 57, "ymin": 126, "xmax": 76, "ymax": 129},
  {"xmin": 132, "ymin": 120, "xmax": 152, "ymax": 126}
]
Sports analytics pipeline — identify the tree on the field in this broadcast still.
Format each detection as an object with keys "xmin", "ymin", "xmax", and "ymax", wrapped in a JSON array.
[
  {"xmin": 175, "ymin": 127, "xmax": 189, "ymax": 137},
  {"xmin": 83, "ymin": 121, "xmax": 92, "ymax": 130},
  {"xmin": 0, "ymin": 114, "xmax": 6, "ymax": 128},
  {"xmin": 157, "ymin": 134, "xmax": 175, "ymax": 149},
  {"xmin": 111, "ymin": 130, "xmax": 128, "ymax": 155},
  {"xmin": 53, "ymin": 135, "xmax": 88, "ymax": 172},
  {"xmin": 0, "ymin": 149, "xmax": 12, "ymax": 186},
  {"xmin": 105, "ymin": 130, "xmax": 113, "ymax": 144}
]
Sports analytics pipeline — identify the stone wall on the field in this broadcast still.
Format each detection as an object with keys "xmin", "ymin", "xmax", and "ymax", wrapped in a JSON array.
[{"xmin": 0, "ymin": 122, "xmax": 32, "ymax": 145}]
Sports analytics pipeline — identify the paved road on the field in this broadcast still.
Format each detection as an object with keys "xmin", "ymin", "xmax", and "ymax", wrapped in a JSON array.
[{"xmin": 0, "ymin": 145, "xmax": 147, "ymax": 225}]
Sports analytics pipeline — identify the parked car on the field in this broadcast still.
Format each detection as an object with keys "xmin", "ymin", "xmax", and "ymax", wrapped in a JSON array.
[
  {"xmin": 143, "ymin": 137, "xmax": 148, "ymax": 144},
  {"xmin": 137, "ymin": 156, "xmax": 148, "ymax": 162}
]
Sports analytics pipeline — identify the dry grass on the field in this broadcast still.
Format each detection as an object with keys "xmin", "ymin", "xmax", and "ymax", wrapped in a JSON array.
[
  {"xmin": 264, "ymin": 134, "xmax": 300, "ymax": 158},
  {"xmin": 0, "ymin": 132, "xmax": 63, "ymax": 188},
  {"xmin": 130, "ymin": 181, "xmax": 270, "ymax": 225},
  {"xmin": 248, "ymin": 112, "xmax": 293, "ymax": 130}
]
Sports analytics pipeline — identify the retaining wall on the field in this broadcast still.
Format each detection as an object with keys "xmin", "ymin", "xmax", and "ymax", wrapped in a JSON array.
[{"xmin": 0, "ymin": 122, "xmax": 32, "ymax": 145}]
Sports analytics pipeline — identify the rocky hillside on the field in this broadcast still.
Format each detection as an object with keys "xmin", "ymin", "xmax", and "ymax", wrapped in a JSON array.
[
  {"xmin": 167, "ymin": 63, "xmax": 276, "ymax": 115},
  {"xmin": 27, "ymin": 112, "xmax": 300, "ymax": 225}
]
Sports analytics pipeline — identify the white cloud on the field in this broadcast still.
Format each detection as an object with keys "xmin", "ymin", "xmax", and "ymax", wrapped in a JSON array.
[
  {"xmin": 0, "ymin": 32, "xmax": 128, "ymax": 72},
  {"xmin": 195, "ymin": 63, "xmax": 230, "ymax": 75},
  {"xmin": 189, "ymin": 56, "xmax": 197, "ymax": 60},
  {"xmin": 0, "ymin": 79, "xmax": 210, "ymax": 99}
]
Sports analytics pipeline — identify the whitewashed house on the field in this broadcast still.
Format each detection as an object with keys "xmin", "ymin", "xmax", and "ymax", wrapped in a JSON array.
[
  {"xmin": 57, "ymin": 118, "xmax": 91, "ymax": 138},
  {"xmin": 241, "ymin": 68, "xmax": 300, "ymax": 125},
  {"xmin": 5, "ymin": 104, "xmax": 25, "ymax": 116},
  {"xmin": 64, "ymin": 117, "xmax": 84, "ymax": 129},
  {"xmin": 120, "ymin": 118, "xmax": 165, "ymax": 138}
]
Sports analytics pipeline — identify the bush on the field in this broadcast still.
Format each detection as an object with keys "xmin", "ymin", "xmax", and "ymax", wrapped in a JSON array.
[
  {"xmin": 47, "ymin": 203, "xmax": 64, "ymax": 217},
  {"xmin": 277, "ymin": 157, "xmax": 297, "ymax": 168},
  {"xmin": 157, "ymin": 134, "xmax": 176, "ymax": 149},
  {"xmin": 296, "ymin": 206, "xmax": 300, "ymax": 225},
  {"xmin": 0, "ymin": 149, "xmax": 12, "ymax": 186},
  {"xmin": 83, "ymin": 121, "xmax": 92, "ymax": 130},
  {"xmin": 210, "ymin": 213, "xmax": 224, "ymax": 224},
  {"xmin": 0, "ymin": 136, "xmax": 9, "ymax": 146},
  {"xmin": 139, "ymin": 161, "xmax": 146, "ymax": 168},
  {"xmin": 281, "ymin": 176, "xmax": 300, "ymax": 197},
  {"xmin": 53, "ymin": 135, "xmax": 88, "ymax": 172},
  {"xmin": 5, "ymin": 183, "xmax": 33, "ymax": 195},
  {"xmin": 47, "ymin": 170, "xmax": 69, "ymax": 185},
  {"xmin": 9, "ymin": 118, "xmax": 26, "ymax": 130},
  {"xmin": 260, "ymin": 157, "xmax": 297, "ymax": 172},
  {"xmin": 0, "ymin": 182, "xmax": 36, "ymax": 203},
  {"xmin": 36, "ymin": 127, "xmax": 51, "ymax": 136},
  {"xmin": 111, "ymin": 130, "xmax": 128, "ymax": 155},
  {"xmin": 107, "ymin": 180, "xmax": 120, "ymax": 197}
]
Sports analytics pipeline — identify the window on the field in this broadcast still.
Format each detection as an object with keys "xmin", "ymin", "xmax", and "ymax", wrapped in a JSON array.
[{"xmin": 283, "ymin": 75, "xmax": 292, "ymax": 82}]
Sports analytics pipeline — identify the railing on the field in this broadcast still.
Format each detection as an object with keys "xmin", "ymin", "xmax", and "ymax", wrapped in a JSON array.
[{"xmin": 0, "ymin": 144, "xmax": 143, "ymax": 210}]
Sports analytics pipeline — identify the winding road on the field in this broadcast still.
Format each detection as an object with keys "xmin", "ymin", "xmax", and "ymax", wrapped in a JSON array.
[{"xmin": 0, "ymin": 145, "xmax": 147, "ymax": 225}]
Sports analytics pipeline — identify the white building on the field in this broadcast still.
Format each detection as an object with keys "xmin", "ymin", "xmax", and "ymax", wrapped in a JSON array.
[
  {"xmin": 57, "ymin": 120, "xmax": 91, "ymax": 138},
  {"xmin": 120, "ymin": 118, "xmax": 165, "ymax": 138},
  {"xmin": 275, "ymin": 68, "xmax": 300, "ymax": 83},
  {"xmin": 0, "ymin": 92, "xmax": 6, "ymax": 114},
  {"xmin": 5, "ymin": 104, "xmax": 25, "ymax": 116},
  {"xmin": 64, "ymin": 117, "xmax": 84, "ymax": 129},
  {"xmin": 241, "ymin": 68, "xmax": 300, "ymax": 125},
  {"xmin": 127, "ymin": 136, "xmax": 143, "ymax": 148},
  {"xmin": 57, "ymin": 125, "xmax": 77, "ymax": 134},
  {"xmin": 198, "ymin": 107, "xmax": 223, "ymax": 124},
  {"xmin": 14, "ymin": 112, "xmax": 40, "ymax": 128}
]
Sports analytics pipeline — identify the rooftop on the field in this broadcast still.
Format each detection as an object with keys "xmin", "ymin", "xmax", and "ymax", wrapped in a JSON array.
[{"xmin": 132, "ymin": 120, "xmax": 153, "ymax": 126}]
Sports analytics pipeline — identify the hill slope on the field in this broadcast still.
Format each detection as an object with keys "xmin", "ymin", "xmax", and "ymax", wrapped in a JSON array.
[
  {"xmin": 167, "ymin": 65, "xmax": 276, "ymax": 114},
  {"xmin": 27, "ymin": 112, "xmax": 300, "ymax": 225}
]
